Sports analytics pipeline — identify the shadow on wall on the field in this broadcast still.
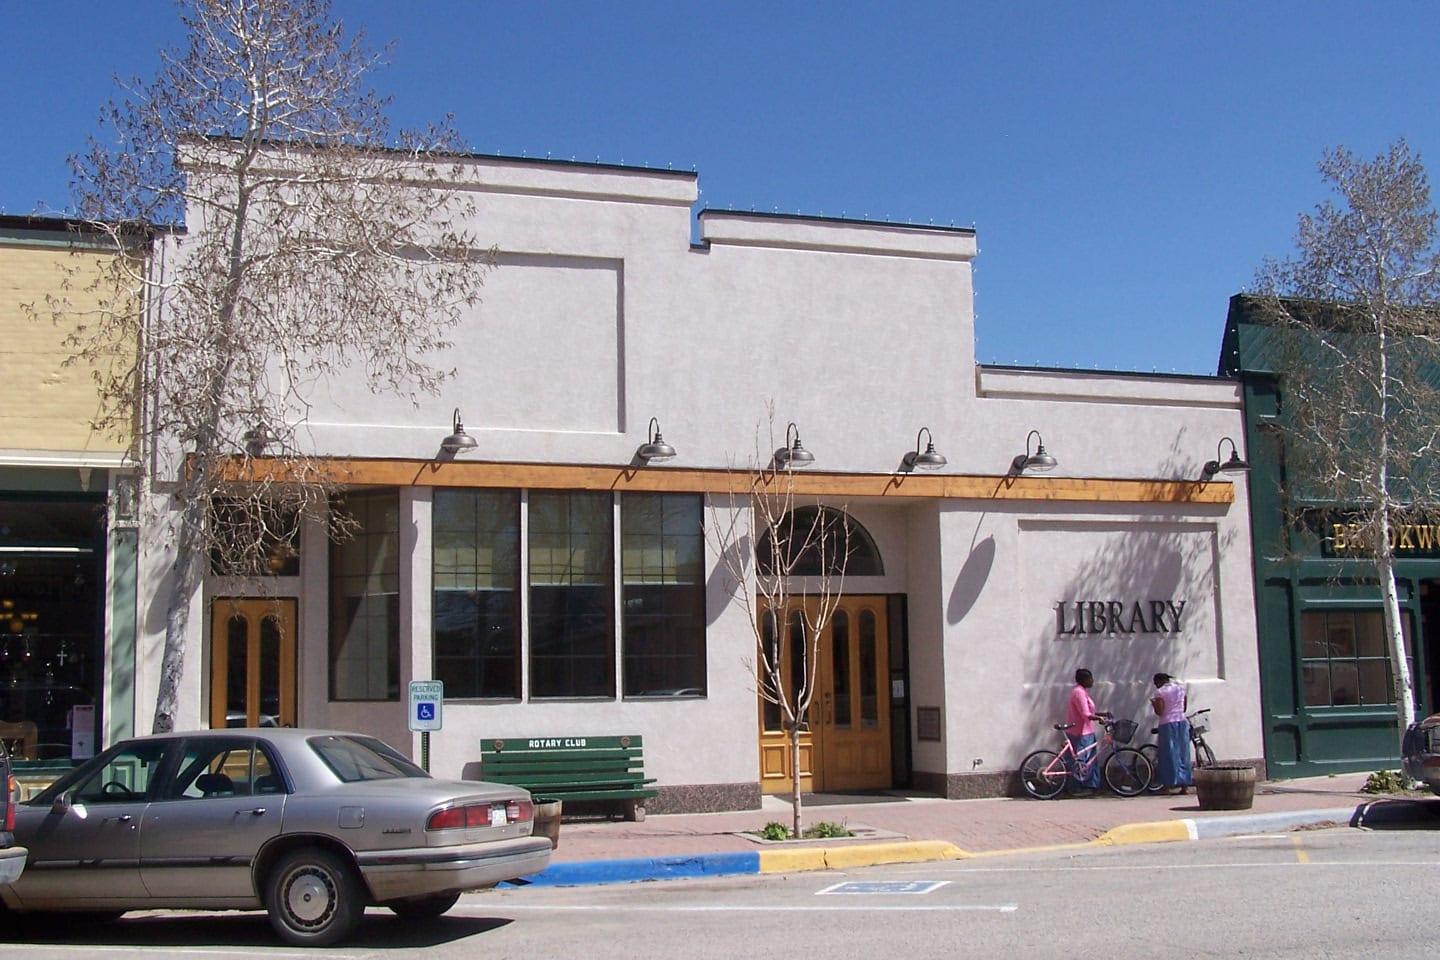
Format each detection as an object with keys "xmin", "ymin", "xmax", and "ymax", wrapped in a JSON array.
[
  {"xmin": 947, "ymin": 535, "xmax": 996, "ymax": 626},
  {"xmin": 706, "ymin": 532, "xmax": 751, "ymax": 629},
  {"xmin": 1007, "ymin": 430, "xmax": 1241, "ymax": 749}
]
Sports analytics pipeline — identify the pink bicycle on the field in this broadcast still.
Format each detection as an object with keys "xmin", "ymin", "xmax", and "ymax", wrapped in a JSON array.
[{"xmin": 1020, "ymin": 716, "xmax": 1152, "ymax": 799}]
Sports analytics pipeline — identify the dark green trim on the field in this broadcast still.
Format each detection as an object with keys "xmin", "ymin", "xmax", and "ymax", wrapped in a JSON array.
[
  {"xmin": 108, "ymin": 527, "xmax": 139, "ymax": 744},
  {"xmin": 0, "ymin": 468, "xmax": 111, "ymax": 494},
  {"xmin": 1230, "ymin": 296, "xmax": 1437, "ymax": 775}
]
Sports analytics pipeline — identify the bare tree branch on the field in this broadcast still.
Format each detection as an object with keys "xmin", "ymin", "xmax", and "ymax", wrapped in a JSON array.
[
  {"xmin": 707, "ymin": 405, "xmax": 852, "ymax": 838},
  {"xmin": 32, "ymin": 0, "xmax": 492, "ymax": 733},
  {"xmin": 1249, "ymin": 139, "xmax": 1440, "ymax": 745}
]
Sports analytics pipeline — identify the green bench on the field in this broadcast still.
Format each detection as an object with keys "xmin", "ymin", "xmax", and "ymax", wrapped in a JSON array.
[{"xmin": 479, "ymin": 735, "xmax": 658, "ymax": 822}]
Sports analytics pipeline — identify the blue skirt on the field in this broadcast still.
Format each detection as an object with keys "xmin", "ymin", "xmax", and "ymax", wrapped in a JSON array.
[{"xmin": 1157, "ymin": 720, "xmax": 1193, "ymax": 787}]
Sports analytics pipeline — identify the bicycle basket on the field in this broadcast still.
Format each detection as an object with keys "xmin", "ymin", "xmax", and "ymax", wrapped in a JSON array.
[
  {"xmin": 1190, "ymin": 714, "xmax": 1210, "ymax": 734},
  {"xmin": 1110, "ymin": 718, "xmax": 1138, "ymax": 744}
]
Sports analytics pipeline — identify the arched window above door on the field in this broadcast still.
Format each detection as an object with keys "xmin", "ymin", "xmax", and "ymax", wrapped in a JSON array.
[{"xmin": 757, "ymin": 507, "xmax": 884, "ymax": 577}]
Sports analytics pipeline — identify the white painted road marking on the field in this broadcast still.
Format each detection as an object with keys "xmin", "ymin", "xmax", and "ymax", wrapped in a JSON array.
[
  {"xmin": 938, "ymin": 859, "xmax": 1440, "ymax": 874},
  {"xmin": 466, "ymin": 903, "xmax": 1018, "ymax": 914},
  {"xmin": 3, "ymin": 947, "xmax": 361, "ymax": 960},
  {"xmin": 815, "ymin": 880, "xmax": 949, "ymax": 895}
]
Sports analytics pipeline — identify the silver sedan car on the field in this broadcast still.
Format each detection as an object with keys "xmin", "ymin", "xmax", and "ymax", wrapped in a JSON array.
[{"xmin": 2, "ymin": 729, "xmax": 551, "ymax": 945}]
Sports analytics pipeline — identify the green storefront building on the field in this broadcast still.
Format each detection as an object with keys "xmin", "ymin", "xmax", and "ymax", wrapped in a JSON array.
[{"xmin": 1221, "ymin": 294, "xmax": 1435, "ymax": 777}]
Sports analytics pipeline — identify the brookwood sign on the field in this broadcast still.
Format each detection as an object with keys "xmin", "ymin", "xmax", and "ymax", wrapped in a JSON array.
[
  {"xmin": 1056, "ymin": 599, "xmax": 1187, "ymax": 636},
  {"xmin": 1329, "ymin": 522, "xmax": 1440, "ymax": 556}
]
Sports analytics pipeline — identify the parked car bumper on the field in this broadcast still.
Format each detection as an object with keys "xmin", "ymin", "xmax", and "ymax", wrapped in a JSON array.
[
  {"xmin": 1402, "ymin": 718, "xmax": 1440, "ymax": 795},
  {"xmin": 354, "ymin": 835, "xmax": 552, "ymax": 902},
  {"xmin": 0, "ymin": 847, "xmax": 28, "ymax": 886}
]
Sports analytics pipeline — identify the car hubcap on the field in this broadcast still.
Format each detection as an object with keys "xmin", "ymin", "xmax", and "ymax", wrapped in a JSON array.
[{"xmin": 286, "ymin": 867, "xmax": 335, "ymax": 926}]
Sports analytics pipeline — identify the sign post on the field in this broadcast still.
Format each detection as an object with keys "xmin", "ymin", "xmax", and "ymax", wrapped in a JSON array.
[{"xmin": 408, "ymin": 680, "xmax": 444, "ymax": 772}]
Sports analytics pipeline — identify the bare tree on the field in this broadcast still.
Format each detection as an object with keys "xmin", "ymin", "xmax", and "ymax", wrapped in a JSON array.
[
  {"xmin": 709, "ymin": 412, "xmax": 850, "ymax": 839},
  {"xmin": 1252, "ymin": 140, "xmax": 1440, "ymax": 743},
  {"xmin": 41, "ymin": 0, "xmax": 491, "ymax": 732}
]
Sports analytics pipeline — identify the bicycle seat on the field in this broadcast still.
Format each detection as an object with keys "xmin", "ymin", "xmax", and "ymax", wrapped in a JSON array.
[{"xmin": 1053, "ymin": 722, "xmax": 1075, "ymax": 732}]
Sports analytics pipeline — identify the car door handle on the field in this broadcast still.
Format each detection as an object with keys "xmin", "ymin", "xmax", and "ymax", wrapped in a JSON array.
[
  {"xmin": 112, "ymin": 815, "xmax": 133, "ymax": 823},
  {"xmin": 248, "ymin": 807, "xmax": 267, "ymax": 816}
]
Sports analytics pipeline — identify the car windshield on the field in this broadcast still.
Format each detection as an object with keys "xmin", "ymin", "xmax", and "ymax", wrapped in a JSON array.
[
  {"xmin": 308, "ymin": 735, "xmax": 427, "ymax": 782},
  {"xmin": 30, "ymin": 738, "xmax": 171, "ymax": 804}
]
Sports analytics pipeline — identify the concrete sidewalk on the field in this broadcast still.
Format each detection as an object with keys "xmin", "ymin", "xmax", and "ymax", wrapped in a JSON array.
[{"xmin": 505, "ymin": 772, "xmax": 1436, "ymax": 886}]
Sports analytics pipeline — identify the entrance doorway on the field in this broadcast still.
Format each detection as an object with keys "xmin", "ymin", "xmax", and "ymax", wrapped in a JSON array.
[
  {"xmin": 209, "ymin": 598, "xmax": 297, "ymax": 729},
  {"xmin": 1422, "ymin": 581, "xmax": 1440, "ymax": 715},
  {"xmin": 758, "ymin": 595, "xmax": 892, "ymax": 793}
]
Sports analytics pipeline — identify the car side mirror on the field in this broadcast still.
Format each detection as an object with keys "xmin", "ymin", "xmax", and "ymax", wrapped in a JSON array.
[{"xmin": 50, "ymin": 791, "xmax": 73, "ymax": 816}]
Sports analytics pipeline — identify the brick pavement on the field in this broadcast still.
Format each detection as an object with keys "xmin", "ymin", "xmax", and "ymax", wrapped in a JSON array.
[{"xmin": 549, "ymin": 772, "xmax": 1383, "ymax": 863}]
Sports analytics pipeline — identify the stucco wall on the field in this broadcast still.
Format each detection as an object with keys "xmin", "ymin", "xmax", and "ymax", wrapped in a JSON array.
[{"xmin": 125, "ymin": 155, "xmax": 1263, "ymax": 804}]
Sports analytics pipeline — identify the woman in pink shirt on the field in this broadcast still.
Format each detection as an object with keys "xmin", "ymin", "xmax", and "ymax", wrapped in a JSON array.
[
  {"xmin": 1065, "ymin": 668, "xmax": 1105, "ymax": 791},
  {"xmin": 1151, "ymin": 672, "xmax": 1192, "ymax": 793}
]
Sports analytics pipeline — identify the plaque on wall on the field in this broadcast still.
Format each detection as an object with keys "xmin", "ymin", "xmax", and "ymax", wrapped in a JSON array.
[{"xmin": 916, "ymin": 706, "xmax": 942, "ymax": 742}]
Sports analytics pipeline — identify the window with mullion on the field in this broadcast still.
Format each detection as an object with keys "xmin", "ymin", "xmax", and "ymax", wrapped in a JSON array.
[
  {"xmin": 433, "ymin": 490, "xmax": 521, "ymax": 699},
  {"xmin": 529, "ymin": 491, "xmax": 614, "ymax": 698},
  {"xmin": 622, "ymin": 493, "xmax": 705, "ymax": 697},
  {"xmin": 1300, "ymin": 608, "xmax": 1415, "ymax": 708},
  {"xmin": 329, "ymin": 491, "xmax": 400, "ymax": 702}
]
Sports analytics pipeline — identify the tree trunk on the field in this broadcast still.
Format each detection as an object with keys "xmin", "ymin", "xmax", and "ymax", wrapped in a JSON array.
[
  {"xmin": 152, "ymin": 490, "xmax": 206, "ymax": 733},
  {"xmin": 789, "ymin": 722, "xmax": 803, "ymax": 839},
  {"xmin": 1375, "ymin": 536, "xmax": 1418, "ymax": 746}
]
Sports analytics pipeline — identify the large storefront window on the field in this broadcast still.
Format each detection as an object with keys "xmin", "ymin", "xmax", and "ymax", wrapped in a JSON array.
[
  {"xmin": 1301, "ymin": 609, "xmax": 1415, "ymax": 707},
  {"xmin": 0, "ymin": 495, "xmax": 105, "ymax": 761},
  {"xmin": 433, "ymin": 490, "xmax": 521, "ymax": 699},
  {"xmin": 621, "ymin": 493, "xmax": 705, "ymax": 697},
  {"xmin": 529, "ymin": 491, "xmax": 613, "ymax": 698},
  {"xmin": 329, "ymin": 491, "xmax": 399, "ymax": 701}
]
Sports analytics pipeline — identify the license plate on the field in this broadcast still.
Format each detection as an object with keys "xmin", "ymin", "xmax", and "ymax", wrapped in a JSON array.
[{"xmin": 490, "ymin": 805, "xmax": 507, "ymax": 827}]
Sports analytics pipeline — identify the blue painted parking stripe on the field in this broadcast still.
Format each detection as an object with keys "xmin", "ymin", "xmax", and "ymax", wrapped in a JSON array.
[{"xmin": 503, "ymin": 851, "xmax": 761, "ymax": 888}]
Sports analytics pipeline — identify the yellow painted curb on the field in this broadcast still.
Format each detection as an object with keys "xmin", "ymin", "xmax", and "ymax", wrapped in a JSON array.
[
  {"xmin": 758, "ymin": 840, "xmax": 968, "ymax": 874},
  {"xmin": 1092, "ymin": 820, "xmax": 1192, "ymax": 846}
]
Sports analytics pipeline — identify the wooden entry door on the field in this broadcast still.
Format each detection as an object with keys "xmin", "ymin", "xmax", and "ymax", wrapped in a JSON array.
[
  {"xmin": 210, "ymin": 598, "xmax": 297, "ymax": 729},
  {"xmin": 818, "ymin": 596, "xmax": 891, "ymax": 790},
  {"xmin": 758, "ymin": 596, "xmax": 891, "ymax": 794}
]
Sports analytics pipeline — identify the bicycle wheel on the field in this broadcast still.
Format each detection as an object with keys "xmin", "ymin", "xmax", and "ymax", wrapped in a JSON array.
[
  {"xmin": 1194, "ymin": 738, "xmax": 1216, "ymax": 768},
  {"xmin": 1020, "ymin": 749, "xmax": 1067, "ymax": 800},
  {"xmin": 1138, "ymin": 743, "xmax": 1163, "ymax": 792},
  {"xmin": 1104, "ymin": 748, "xmax": 1152, "ymax": 797}
]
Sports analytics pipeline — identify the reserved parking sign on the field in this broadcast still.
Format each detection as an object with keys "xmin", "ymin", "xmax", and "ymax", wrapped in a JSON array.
[{"xmin": 408, "ymin": 680, "xmax": 444, "ymax": 732}]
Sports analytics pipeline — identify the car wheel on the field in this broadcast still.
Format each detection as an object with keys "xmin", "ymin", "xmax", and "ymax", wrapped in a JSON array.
[
  {"xmin": 386, "ymin": 891, "xmax": 461, "ymax": 920},
  {"xmin": 265, "ymin": 847, "xmax": 363, "ymax": 946}
]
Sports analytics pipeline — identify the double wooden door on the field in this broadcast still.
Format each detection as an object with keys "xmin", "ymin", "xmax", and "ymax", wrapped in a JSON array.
[
  {"xmin": 209, "ymin": 598, "xmax": 297, "ymax": 729},
  {"xmin": 758, "ymin": 596, "xmax": 891, "ymax": 793}
]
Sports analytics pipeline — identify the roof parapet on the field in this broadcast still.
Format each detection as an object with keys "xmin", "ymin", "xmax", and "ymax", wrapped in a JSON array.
[{"xmin": 698, "ymin": 210, "xmax": 977, "ymax": 260}]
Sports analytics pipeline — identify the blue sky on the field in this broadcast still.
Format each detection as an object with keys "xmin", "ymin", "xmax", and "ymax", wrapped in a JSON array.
[{"xmin": 5, "ymin": 2, "xmax": 1436, "ymax": 374}]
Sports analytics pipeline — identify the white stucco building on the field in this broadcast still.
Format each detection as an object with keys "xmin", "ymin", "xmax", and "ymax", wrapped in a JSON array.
[{"xmin": 128, "ymin": 154, "xmax": 1263, "ymax": 811}]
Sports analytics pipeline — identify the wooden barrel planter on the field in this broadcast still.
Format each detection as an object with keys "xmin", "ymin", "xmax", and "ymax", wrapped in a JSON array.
[
  {"xmin": 1194, "ymin": 764, "xmax": 1256, "ymax": 811},
  {"xmin": 533, "ymin": 799, "xmax": 563, "ymax": 849}
]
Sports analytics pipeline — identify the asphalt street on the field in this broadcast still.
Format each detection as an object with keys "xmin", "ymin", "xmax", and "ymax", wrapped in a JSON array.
[{"xmin": 1, "ymin": 826, "xmax": 1435, "ymax": 959}]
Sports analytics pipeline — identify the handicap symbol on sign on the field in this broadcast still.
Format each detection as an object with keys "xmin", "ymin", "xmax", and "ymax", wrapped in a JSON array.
[{"xmin": 417, "ymin": 703, "xmax": 435, "ymax": 721}]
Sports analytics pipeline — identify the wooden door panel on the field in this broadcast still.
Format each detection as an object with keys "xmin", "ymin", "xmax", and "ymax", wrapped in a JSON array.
[
  {"xmin": 758, "ymin": 596, "xmax": 892, "ymax": 794},
  {"xmin": 210, "ymin": 599, "xmax": 297, "ymax": 730}
]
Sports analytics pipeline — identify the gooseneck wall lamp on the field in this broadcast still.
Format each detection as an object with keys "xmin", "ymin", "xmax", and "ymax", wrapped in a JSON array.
[
  {"xmin": 1011, "ymin": 429, "xmax": 1057, "ymax": 474},
  {"xmin": 1201, "ymin": 436, "xmax": 1250, "ymax": 481},
  {"xmin": 636, "ymin": 417, "xmax": 677, "ymax": 463},
  {"xmin": 773, "ymin": 422, "xmax": 815, "ymax": 470},
  {"xmin": 903, "ymin": 427, "xmax": 947, "ymax": 471},
  {"xmin": 440, "ymin": 408, "xmax": 478, "ymax": 455}
]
